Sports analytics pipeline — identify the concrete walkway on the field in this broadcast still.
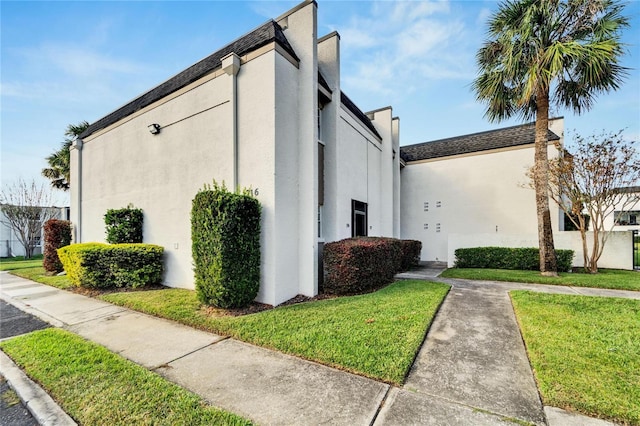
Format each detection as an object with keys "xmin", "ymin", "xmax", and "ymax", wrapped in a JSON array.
[{"xmin": 2, "ymin": 271, "xmax": 636, "ymax": 425}]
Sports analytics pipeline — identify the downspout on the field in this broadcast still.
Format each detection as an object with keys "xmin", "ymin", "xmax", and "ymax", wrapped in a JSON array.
[
  {"xmin": 71, "ymin": 138, "xmax": 83, "ymax": 242},
  {"xmin": 222, "ymin": 53, "xmax": 241, "ymax": 190}
]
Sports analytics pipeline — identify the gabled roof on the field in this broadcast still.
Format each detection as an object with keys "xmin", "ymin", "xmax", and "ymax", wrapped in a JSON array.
[
  {"xmin": 340, "ymin": 92, "xmax": 382, "ymax": 140},
  {"xmin": 400, "ymin": 121, "xmax": 561, "ymax": 162},
  {"xmin": 80, "ymin": 20, "xmax": 298, "ymax": 139}
]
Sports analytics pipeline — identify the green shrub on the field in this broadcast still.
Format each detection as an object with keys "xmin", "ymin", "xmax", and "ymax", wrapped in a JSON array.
[
  {"xmin": 58, "ymin": 243, "xmax": 163, "ymax": 288},
  {"xmin": 399, "ymin": 239, "xmax": 422, "ymax": 271},
  {"xmin": 191, "ymin": 182, "xmax": 261, "ymax": 308},
  {"xmin": 104, "ymin": 204, "xmax": 143, "ymax": 244},
  {"xmin": 454, "ymin": 247, "xmax": 574, "ymax": 272},
  {"xmin": 43, "ymin": 219, "xmax": 72, "ymax": 273},
  {"xmin": 323, "ymin": 237, "xmax": 403, "ymax": 295}
]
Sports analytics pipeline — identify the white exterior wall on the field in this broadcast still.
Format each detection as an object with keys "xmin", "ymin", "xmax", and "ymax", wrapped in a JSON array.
[
  {"xmin": 401, "ymin": 143, "xmax": 561, "ymax": 263},
  {"xmin": 317, "ymin": 32, "xmax": 340, "ymax": 245},
  {"xmin": 392, "ymin": 117, "xmax": 401, "ymax": 237},
  {"xmin": 370, "ymin": 107, "xmax": 397, "ymax": 237},
  {"xmin": 448, "ymin": 231, "xmax": 634, "ymax": 270},
  {"xmin": 332, "ymin": 109, "xmax": 383, "ymax": 240},
  {"xmin": 75, "ymin": 51, "xmax": 279, "ymax": 295},
  {"xmin": 71, "ymin": 0, "xmax": 401, "ymax": 305},
  {"xmin": 276, "ymin": 1, "xmax": 318, "ymax": 301}
]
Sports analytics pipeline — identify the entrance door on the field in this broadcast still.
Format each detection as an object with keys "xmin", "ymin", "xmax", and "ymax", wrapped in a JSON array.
[{"xmin": 352, "ymin": 200, "xmax": 368, "ymax": 237}]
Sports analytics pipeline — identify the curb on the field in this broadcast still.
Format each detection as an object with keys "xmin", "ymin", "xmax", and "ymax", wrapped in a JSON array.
[{"xmin": 0, "ymin": 346, "xmax": 77, "ymax": 426}]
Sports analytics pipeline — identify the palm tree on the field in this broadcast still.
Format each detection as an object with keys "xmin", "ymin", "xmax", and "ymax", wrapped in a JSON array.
[
  {"xmin": 42, "ymin": 121, "xmax": 89, "ymax": 191},
  {"xmin": 473, "ymin": 0, "xmax": 628, "ymax": 276}
]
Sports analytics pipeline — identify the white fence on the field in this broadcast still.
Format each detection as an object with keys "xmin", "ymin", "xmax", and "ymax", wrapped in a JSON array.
[{"xmin": 448, "ymin": 231, "xmax": 634, "ymax": 270}]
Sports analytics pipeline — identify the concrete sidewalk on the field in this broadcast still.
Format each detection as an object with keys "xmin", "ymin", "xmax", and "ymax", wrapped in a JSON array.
[{"xmin": 2, "ymin": 271, "xmax": 633, "ymax": 425}]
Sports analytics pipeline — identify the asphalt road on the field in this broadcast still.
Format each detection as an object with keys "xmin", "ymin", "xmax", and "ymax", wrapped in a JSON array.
[{"xmin": 0, "ymin": 300, "xmax": 49, "ymax": 339}]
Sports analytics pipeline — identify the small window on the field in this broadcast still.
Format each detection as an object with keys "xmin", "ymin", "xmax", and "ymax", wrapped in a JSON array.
[
  {"xmin": 436, "ymin": 223, "xmax": 441, "ymax": 233},
  {"xmin": 423, "ymin": 202, "xmax": 429, "ymax": 212},
  {"xmin": 615, "ymin": 210, "xmax": 640, "ymax": 226},
  {"xmin": 436, "ymin": 201, "xmax": 442, "ymax": 208},
  {"xmin": 424, "ymin": 223, "xmax": 429, "ymax": 230},
  {"xmin": 352, "ymin": 200, "xmax": 368, "ymax": 237}
]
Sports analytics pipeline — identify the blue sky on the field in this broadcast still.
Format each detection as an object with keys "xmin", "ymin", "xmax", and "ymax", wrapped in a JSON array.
[{"xmin": 2, "ymin": 0, "xmax": 639, "ymax": 204}]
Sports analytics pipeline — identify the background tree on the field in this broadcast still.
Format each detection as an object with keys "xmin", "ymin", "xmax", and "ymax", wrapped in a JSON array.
[
  {"xmin": 548, "ymin": 131, "xmax": 639, "ymax": 273},
  {"xmin": 42, "ymin": 121, "xmax": 89, "ymax": 191},
  {"xmin": 473, "ymin": 0, "xmax": 628, "ymax": 276},
  {"xmin": 1, "ymin": 178, "xmax": 59, "ymax": 259}
]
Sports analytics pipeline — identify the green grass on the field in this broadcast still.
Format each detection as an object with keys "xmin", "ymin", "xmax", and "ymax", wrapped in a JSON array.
[
  {"xmin": 101, "ymin": 280, "xmax": 450, "ymax": 384},
  {"xmin": 511, "ymin": 291, "xmax": 640, "ymax": 425},
  {"xmin": 0, "ymin": 329, "xmax": 251, "ymax": 426},
  {"xmin": 441, "ymin": 268, "xmax": 640, "ymax": 291},
  {"xmin": 9, "ymin": 266, "xmax": 74, "ymax": 289},
  {"xmin": 0, "ymin": 255, "xmax": 43, "ymax": 271}
]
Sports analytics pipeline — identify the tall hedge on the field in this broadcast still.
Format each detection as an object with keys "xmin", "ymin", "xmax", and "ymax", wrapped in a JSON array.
[
  {"xmin": 104, "ymin": 204, "xmax": 143, "ymax": 244},
  {"xmin": 43, "ymin": 219, "xmax": 72, "ymax": 273},
  {"xmin": 191, "ymin": 183, "xmax": 261, "ymax": 308}
]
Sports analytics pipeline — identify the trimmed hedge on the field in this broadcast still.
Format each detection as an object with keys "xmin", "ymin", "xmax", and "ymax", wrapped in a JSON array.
[
  {"xmin": 323, "ymin": 237, "xmax": 420, "ymax": 295},
  {"xmin": 191, "ymin": 183, "xmax": 261, "ymax": 309},
  {"xmin": 58, "ymin": 243, "xmax": 163, "ymax": 288},
  {"xmin": 43, "ymin": 219, "xmax": 72, "ymax": 273},
  {"xmin": 454, "ymin": 247, "xmax": 574, "ymax": 272},
  {"xmin": 399, "ymin": 239, "xmax": 422, "ymax": 271},
  {"xmin": 104, "ymin": 205, "xmax": 143, "ymax": 244}
]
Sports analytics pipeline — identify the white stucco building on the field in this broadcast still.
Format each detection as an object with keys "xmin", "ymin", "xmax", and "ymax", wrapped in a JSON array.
[
  {"xmin": 72, "ymin": 1, "xmax": 634, "ymax": 306},
  {"xmin": 72, "ymin": 1, "xmax": 400, "ymax": 306},
  {"xmin": 400, "ymin": 118, "xmax": 565, "ymax": 264}
]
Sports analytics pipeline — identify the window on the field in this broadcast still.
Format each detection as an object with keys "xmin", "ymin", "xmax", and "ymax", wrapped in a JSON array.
[
  {"xmin": 436, "ymin": 223, "xmax": 441, "ymax": 233},
  {"xmin": 423, "ymin": 202, "xmax": 429, "ymax": 212},
  {"xmin": 615, "ymin": 211, "xmax": 640, "ymax": 226},
  {"xmin": 352, "ymin": 200, "xmax": 368, "ymax": 237},
  {"xmin": 317, "ymin": 102, "xmax": 324, "ymax": 143},
  {"xmin": 436, "ymin": 201, "xmax": 442, "ymax": 208},
  {"xmin": 424, "ymin": 223, "xmax": 429, "ymax": 230},
  {"xmin": 318, "ymin": 143, "xmax": 324, "ymax": 207}
]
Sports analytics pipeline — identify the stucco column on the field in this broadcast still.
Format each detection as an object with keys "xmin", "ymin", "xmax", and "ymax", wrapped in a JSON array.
[
  {"xmin": 69, "ymin": 138, "xmax": 83, "ymax": 243},
  {"xmin": 222, "ymin": 53, "xmax": 241, "ymax": 190}
]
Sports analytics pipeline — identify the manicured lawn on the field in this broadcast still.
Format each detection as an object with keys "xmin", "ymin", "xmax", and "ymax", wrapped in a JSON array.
[
  {"xmin": 9, "ymin": 266, "xmax": 74, "ymax": 289},
  {"xmin": 0, "ymin": 329, "xmax": 251, "ymax": 426},
  {"xmin": 511, "ymin": 291, "xmax": 640, "ymax": 425},
  {"xmin": 0, "ymin": 255, "xmax": 43, "ymax": 271},
  {"xmin": 441, "ymin": 268, "xmax": 640, "ymax": 291},
  {"xmin": 101, "ymin": 280, "xmax": 450, "ymax": 384}
]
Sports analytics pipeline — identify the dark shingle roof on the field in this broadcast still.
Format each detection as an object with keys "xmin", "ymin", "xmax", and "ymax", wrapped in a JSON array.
[
  {"xmin": 615, "ymin": 186, "xmax": 640, "ymax": 194},
  {"xmin": 81, "ymin": 20, "xmax": 298, "ymax": 139},
  {"xmin": 400, "ymin": 121, "xmax": 561, "ymax": 162},
  {"xmin": 340, "ymin": 92, "xmax": 381, "ymax": 140}
]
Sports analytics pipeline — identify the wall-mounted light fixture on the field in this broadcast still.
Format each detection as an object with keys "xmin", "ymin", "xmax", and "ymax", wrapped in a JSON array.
[{"xmin": 148, "ymin": 123, "xmax": 161, "ymax": 135}]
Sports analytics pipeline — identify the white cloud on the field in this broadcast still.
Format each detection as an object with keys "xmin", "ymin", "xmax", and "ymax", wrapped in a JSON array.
[
  {"xmin": 16, "ymin": 43, "xmax": 145, "ymax": 78},
  {"xmin": 476, "ymin": 7, "xmax": 492, "ymax": 27},
  {"xmin": 333, "ymin": 0, "xmax": 476, "ymax": 100}
]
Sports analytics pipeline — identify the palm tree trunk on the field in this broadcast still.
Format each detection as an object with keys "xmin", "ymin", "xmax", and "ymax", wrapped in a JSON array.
[{"xmin": 534, "ymin": 87, "xmax": 558, "ymax": 276}]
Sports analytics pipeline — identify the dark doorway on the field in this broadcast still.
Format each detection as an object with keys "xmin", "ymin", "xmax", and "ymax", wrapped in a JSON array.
[{"xmin": 352, "ymin": 200, "xmax": 368, "ymax": 237}]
